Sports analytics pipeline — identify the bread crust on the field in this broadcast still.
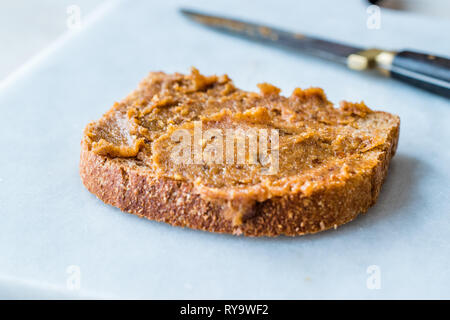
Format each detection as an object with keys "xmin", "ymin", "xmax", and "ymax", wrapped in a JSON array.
[{"xmin": 80, "ymin": 114, "xmax": 399, "ymax": 237}]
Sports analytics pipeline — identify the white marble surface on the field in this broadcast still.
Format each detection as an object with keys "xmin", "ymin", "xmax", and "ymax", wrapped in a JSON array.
[
  {"xmin": 0, "ymin": 0, "xmax": 449, "ymax": 299},
  {"xmin": 0, "ymin": 0, "xmax": 105, "ymax": 81}
]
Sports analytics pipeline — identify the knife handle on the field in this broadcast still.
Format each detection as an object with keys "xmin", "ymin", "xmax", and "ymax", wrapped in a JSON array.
[{"xmin": 389, "ymin": 50, "xmax": 450, "ymax": 98}]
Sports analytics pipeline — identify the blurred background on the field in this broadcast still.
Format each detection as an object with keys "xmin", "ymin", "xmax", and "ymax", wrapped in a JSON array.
[
  {"xmin": 0, "ymin": 0, "xmax": 449, "ymax": 82},
  {"xmin": 0, "ymin": 0, "xmax": 104, "ymax": 81}
]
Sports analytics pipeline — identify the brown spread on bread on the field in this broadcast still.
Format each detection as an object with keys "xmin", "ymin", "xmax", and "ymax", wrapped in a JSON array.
[{"xmin": 83, "ymin": 68, "xmax": 398, "ymax": 228}]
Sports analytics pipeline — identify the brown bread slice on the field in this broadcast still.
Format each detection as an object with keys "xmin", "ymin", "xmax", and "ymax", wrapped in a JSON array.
[{"xmin": 80, "ymin": 68, "xmax": 400, "ymax": 236}]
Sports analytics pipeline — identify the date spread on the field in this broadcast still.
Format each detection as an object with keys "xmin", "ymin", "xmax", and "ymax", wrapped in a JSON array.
[{"xmin": 83, "ymin": 68, "xmax": 392, "ymax": 226}]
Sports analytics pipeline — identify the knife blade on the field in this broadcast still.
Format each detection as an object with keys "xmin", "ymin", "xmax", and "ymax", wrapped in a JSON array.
[
  {"xmin": 180, "ymin": 8, "xmax": 450, "ymax": 98},
  {"xmin": 180, "ymin": 8, "xmax": 363, "ymax": 66}
]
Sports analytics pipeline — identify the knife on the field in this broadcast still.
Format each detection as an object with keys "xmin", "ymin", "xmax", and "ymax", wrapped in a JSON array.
[{"xmin": 180, "ymin": 8, "xmax": 450, "ymax": 98}]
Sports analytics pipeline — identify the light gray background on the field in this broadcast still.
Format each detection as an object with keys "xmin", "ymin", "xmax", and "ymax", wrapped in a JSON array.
[
  {"xmin": 0, "ymin": 0, "xmax": 449, "ymax": 299},
  {"xmin": 0, "ymin": 0, "xmax": 105, "ymax": 81},
  {"xmin": 1, "ymin": 0, "xmax": 449, "ymax": 82}
]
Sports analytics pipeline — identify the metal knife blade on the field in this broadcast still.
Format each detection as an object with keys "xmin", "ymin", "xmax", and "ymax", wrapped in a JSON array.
[
  {"xmin": 180, "ymin": 8, "xmax": 363, "ymax": 66},
  {"xmin": 180, "ymin": 8, "xmax": 450, "ymax": 98}
]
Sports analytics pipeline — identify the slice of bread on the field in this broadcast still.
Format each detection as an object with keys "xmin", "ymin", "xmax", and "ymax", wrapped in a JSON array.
[{"xmin": 80, "ymin": 68, "xmax": 400, "ymax": 236}]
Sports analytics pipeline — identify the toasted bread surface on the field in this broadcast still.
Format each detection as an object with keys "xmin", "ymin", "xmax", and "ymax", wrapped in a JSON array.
[{"xmin": 80, "ymin": 68, "xmax": 400, "ymax": 236}]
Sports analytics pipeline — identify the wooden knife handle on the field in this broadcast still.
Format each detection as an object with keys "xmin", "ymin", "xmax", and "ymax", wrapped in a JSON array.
[{"xmin": 390, "ymin": 50, "xmax": 450, "ymax": 98}]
